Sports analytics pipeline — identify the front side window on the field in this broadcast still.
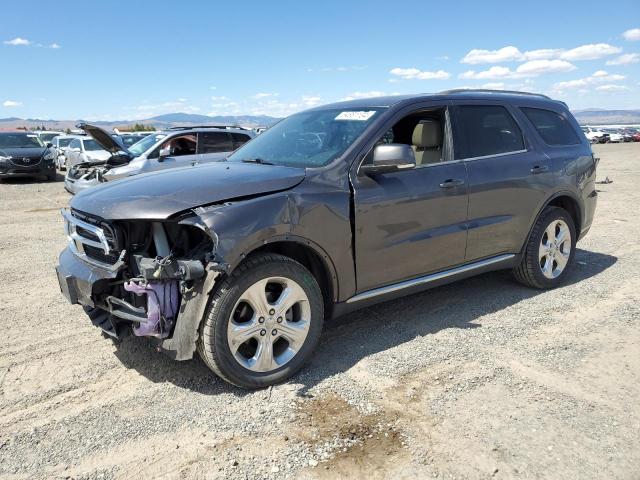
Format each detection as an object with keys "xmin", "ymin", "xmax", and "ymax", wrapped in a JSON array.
[
  {"xmin": 198, "ymin": 132, "xmax": 233, "ymax": 153},
  {"xmin": 69, "ymin": 139, "xmax": 80, "ymax": 150},
  {"xmin": 159, "ymin": 134, "xmax": 197, "ymax": 157},
  {"xmin": 454, "ymin": 105, "xmax": 525, "ymax": 159},
  {"xmin": 228, "ymin": 108, "xmax": 386, "ymax": 167},
  {"xmin": 231, "ymin": 133, "xmax": 251, "ymax": 149},
  {"xmin": 522, "ymin": 107, "xmax": 580, "ymax": 146},
  {"xmin": 58, "ymin": 138, "xmax": 73, "ymax": 148},
  {"xmin": 363, "ymin": 107, "xmax": 450, "ymax": 167}
]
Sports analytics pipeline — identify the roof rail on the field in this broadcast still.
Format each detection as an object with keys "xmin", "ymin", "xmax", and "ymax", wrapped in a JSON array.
[
  {"xmin": 439, "ymin": 89, "xmax": 551, "ymax": 99},
  {"xmin": 167, "ymin": 125, "xmax": 250, "ymax": 131}
]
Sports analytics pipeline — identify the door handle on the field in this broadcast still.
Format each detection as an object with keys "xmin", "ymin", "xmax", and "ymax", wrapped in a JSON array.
[
  {"xmin": 439, "ymin": 179, "xmax": 465, "ymax": 189},
  {"xmin": 530, "ymin": 165, "xmax": 549, "ymax": 174}
]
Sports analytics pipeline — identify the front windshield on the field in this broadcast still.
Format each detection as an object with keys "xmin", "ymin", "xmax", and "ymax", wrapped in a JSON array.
[
  {"xmin": 83, "ymin": 139, "xmax": 104, "ymax": 151},
  {"xmin": 128, "ymin": 133, "xmax": 167, "ymax": 157},
  {"xmin": 0, "ymin": 134, "xmax": 44, "ymax": 148},
  {"xmin": 227, "ymin": 108, "xmax": 386, "ymax": 167}
]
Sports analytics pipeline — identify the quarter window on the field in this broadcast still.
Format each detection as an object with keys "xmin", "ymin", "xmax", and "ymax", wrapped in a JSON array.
[
  {"xmin": 521, "ymin": 107, "xmax": 580, "ymax": 146},
  {"xmin": 454, "ymin": 105, "xmax": 525, "ymax": 159},
  {"xmin": 198, "ymin": 132, "xmax": 233, "ymax": 153}
]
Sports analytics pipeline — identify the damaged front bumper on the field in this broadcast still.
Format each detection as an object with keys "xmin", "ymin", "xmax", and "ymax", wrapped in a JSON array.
[{"xmin": 56, "ymin": 208, "xmax": 222, "ymax": 360}]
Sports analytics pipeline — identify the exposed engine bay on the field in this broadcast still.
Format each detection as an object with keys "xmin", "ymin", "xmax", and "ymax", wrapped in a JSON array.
[{"xmin": 61, "ymin": 208, "xmax": 218, "ymax": 351}]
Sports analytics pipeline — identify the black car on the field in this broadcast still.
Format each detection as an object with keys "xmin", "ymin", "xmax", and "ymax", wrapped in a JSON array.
[
  {"xmin": 0, "ymin": 132, "xmax": 57, "ymax": 181},
  {"xmin": 56, "ymin": 90, "xmax": 598, "ymax": 389}
]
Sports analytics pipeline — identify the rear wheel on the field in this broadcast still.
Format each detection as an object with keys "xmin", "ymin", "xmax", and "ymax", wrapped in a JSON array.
[
  {"xmin": 513, "ymin": 206, "xmax": 576, "ymax": 289},
  {"xmin": 197, "ymin": 253, "xmax": 324, "ymax": 389}
]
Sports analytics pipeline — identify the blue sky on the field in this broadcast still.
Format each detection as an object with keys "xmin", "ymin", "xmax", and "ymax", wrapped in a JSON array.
[{"xmin": 1, "ymin": 0, "xmax": 639, "ymax": 120}]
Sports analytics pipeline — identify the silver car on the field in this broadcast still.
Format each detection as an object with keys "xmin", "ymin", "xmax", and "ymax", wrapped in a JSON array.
[
  {"xmin": 51, "ymin": 135, "xmax": 83, "ymax": 170},
  {"xmin": 64, "ymin": 124, "xmax": 255, "ymax": 194}
]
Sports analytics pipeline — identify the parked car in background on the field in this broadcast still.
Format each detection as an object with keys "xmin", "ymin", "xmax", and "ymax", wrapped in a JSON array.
[
  {"xmin": 56, "ymin": 90, "xmax": 597, "ymax": 388},
  {"xmin": 64, "ymin": 137, "xmax": 111, "ymax": 169},
  {"xmin": 602, "ymin": 129, "xmax": 623, "ymax": 143},
  {"xmin": 51, "ymin": 135, "xmax": 82, "ymax": 170},
  {"xmin": 113, "ymin": 132, "xmax": 149, "ymax": 148},
  {"xmin": 621, "ymin": 128, "xmax": 639, "ymax": 142},
  {"xmin": 64, "ymin": 124, "xmax": 255, "ymax": 194},
  {"xmin": 35, "ymin": 131, "xmax": 65, "ymax": 145},
  {"xmin": 0, "ymin": 131, "xmax": 57, "ymax": 181},
  {"xmin": 580, "ymin": 126, "xmax": 608, "ymax": 143}
]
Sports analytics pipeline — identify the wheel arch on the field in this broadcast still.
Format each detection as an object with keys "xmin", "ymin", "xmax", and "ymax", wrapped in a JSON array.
[
  {"xmin": 238, "ymin": 236, "xmax": 339, "ymax": 318},
  {"xmin": 521, "ymin": 191, "xmax": 582, "ymax": 253}
]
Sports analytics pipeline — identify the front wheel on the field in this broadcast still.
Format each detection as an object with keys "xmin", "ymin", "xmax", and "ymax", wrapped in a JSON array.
[
  {"xmin": 513, "ymin": 206, "xmax": 576, "ymax": 289},
  {"xmin": 197, "ymin": 253, "xmax": 324, "ymax": 389}
]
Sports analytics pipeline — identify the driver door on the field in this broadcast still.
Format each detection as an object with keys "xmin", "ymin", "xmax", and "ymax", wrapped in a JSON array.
[{"xmin": 350, "ymin": 103, "xmax": 469, "ymax": 292}]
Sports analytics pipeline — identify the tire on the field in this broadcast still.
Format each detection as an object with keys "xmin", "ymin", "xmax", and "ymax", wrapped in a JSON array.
[
  {"xmin": 197, "ymin": 253, "xmax": 324, "ymax": 389},
  {"xmin": 513, "ymin": 206, "xmax": 576, "ymax": 289}
]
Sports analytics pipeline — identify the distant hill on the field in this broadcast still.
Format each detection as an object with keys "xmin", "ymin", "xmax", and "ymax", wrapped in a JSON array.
[
  {"xmin": 0, "ymin": 112, "xmax": 280, "ymax": 131},
  {"xmin": 573, "ymin": 109, "xmax": 640, "ymax": 125},
  {"xmin": 2, "ymin": 109, "xmax": 639, "ymax": 132}
]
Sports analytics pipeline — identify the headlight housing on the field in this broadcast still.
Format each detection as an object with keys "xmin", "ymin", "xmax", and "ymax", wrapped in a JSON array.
[{"xmin": 43, "ymin": 150, "xmax": 56, "ymax": 161}]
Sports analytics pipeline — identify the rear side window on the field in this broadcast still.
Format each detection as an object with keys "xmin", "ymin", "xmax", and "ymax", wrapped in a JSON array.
[
  {"xmin": 231, "ymin": 133, "xmax": 251, "ymax": 149},
  {"xmin": 198, "ymin": 132, "xmax": 233, "ymax": 153},
  {"xmin": 521, "ymin": 107, "xmax": 580, "ymax": 146},
  {"xmin": 454, "ymin": 105, "xmax": 525, "ymax": 159}
]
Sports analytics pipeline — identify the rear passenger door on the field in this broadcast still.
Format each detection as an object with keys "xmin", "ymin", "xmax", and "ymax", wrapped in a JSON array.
[
  {"xmin": 451, "ymin": 102, "xmax": 552, "ymax": 261},
  {"xmin": 197, "ymin": 131, "xmax": 234, "ymax": 163}
]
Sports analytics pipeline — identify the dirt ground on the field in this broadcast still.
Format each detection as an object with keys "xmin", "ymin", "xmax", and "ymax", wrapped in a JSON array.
[{"xmin": 0, "ymin": 143, "xmax": 638, "ymax": 480}]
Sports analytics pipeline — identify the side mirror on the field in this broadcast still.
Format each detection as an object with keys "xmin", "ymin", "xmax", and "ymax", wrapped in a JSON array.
[
  {"xmin": 158, "ymin": 147, "xmax": 171, "ymax": 162},
  {"xmin": 360, "ymin": 144, "xmax": 416, "ymax": 176},
  {"xmin": 46, "ymin": 142, "xmax": 54, "ymax": 148}
]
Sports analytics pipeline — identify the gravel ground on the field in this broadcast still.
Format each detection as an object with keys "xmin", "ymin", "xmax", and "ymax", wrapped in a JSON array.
[{"xmin": 0, "ymin": 143, "xmax": 639, "ymax": 479}]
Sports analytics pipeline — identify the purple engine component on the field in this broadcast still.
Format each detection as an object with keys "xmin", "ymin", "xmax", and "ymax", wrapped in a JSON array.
[{"xmin": 124, "ymin": 280, "xmax": 179, "ymax": 338}]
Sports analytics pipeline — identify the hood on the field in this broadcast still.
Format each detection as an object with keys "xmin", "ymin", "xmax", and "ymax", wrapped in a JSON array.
[
  {"xmin": 71, "ymin": 161, "xmax": 306, "ymax": 220},
  {"xmin": 0, "ymin": 147, "xmax": 46, "ymax": 159},
  {"xmin": 77, "ymin": 122, "xmax": 130, "ymax": 155}
]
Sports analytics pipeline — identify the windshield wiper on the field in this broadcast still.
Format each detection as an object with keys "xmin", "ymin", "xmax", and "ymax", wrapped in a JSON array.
[{"xmin": 241, "ymin": 158, "xmax": 275, "ymax": 165}]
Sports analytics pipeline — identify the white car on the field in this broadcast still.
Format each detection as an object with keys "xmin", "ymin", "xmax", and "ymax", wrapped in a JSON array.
[
  {"xmin": 35, "ymin": 131, "xmax": 65, "ymax": 145},
  {"xmin": 50, "ymin": 135, "xmax": 83, "ymax": 170},
  {"xmin": 603, "ymin": 129, "xmax": 623, "ymax": 143},
  {"xmin": 581, "ymin": 126, "xmax": 606, "ymax": 144},
  {"xmin": 64, "ymin": 137, "xmax": 111, "ymax": 169}
]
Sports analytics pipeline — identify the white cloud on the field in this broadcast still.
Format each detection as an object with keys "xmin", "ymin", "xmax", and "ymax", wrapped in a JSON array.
[
  {"xmin": 48, "ymin": 43, "xmax": 61, "ymax": 49},
  {"xmin": 522, "ymin": 48, "xmax": 564, "ymax": 60},
  {"xmin": 461, "ymin": 60, "xmax": 575, "ymax": 80},
  {"xmin": 516, "ymin": 59, "xmax": 576, "ymax": 75},
  {"xmin": 461, "ymin": 46, "xmax": 523, "ymax": 64},
  {"xmin": 301, "ymin": 96, "xmax": 321, "ymax": 107},
  {"xmin": 3, "ymin": 100, "xmax": 22, "ymax": 107},
  {"xmin": 623, "ymin": 28, "xmax": 640, "ymax": 41},
  {"xmin": 606, "ymin": 53, "xmax": 640, "ymax": 65},
  {"xmin": 251, "ymin": 92, "xmax": 279, "ymax": 99},
  {"xmin": 559, "ymin": 43, "xmax": 621, "ymax": 61},
  {"xmin": 341, "ymin": 91, "xmax": 387, "ymax": 101},
  {"xmin": 3, "ymin": 37, "xmax": 31, "ymax": 46},
  {"xmin": 552, "ymin": 70, "xmax": 627, "ymax": 93},
  {"xmin": 389, "ymin": 67, "xmax": 450, "ymax": 80},
  {"xmin": 460, "ymin": 66, "xmax": 515, "ymax": 79},
  {"xmin": 595, "ymin": 84, "xmax": 630, "ymax": 92},
  {"xmin": 480, "ymin": 82, "xmax": 506, "ymax": 89}
]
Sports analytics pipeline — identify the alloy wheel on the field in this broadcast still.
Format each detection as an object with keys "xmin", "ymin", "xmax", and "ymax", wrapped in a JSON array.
[
  {"xmin": 538, "ymin": 219, "xmax": 572, "ymax": 279},
  {"xmin": 227, "ymin": 277, "xmax": 311, "ymax": 372}
]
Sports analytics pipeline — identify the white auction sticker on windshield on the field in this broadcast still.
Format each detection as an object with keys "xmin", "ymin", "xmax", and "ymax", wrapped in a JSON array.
[{"xmin": 335, "ymin": 111, "xmax": 376, "ymax": 121}]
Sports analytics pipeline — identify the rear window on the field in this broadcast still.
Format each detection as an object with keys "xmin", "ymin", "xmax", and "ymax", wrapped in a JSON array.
[
  {"xmin": 454, "ymin": 105, "xmax": 525, "ymax": 159},
  {"xmin": 521, "ymin": 107, "xmax": 580, "ymax": 146}
]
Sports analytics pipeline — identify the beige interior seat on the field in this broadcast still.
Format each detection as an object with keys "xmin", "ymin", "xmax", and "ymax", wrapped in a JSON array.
[{"xmin": 412, "ymin": 120, "xmax": 442, "ymax": 165}]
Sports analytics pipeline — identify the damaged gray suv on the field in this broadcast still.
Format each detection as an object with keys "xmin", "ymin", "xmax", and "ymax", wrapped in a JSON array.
[{"xmin": 56, "ymin": 90, "xmax": 598, "ymax": 389}]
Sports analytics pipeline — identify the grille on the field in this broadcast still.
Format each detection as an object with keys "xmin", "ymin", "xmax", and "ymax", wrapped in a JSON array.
[
  {"xmin": 63, "ymin": 209, "xmax": 124, "ymax": 270},
  {"xmin": 9, "ymin": 157, "xmax": 41, "ymax": 167},
  {"xmin": 84, "ymin": 245, "xmax": 121, "ymax": 265}
]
